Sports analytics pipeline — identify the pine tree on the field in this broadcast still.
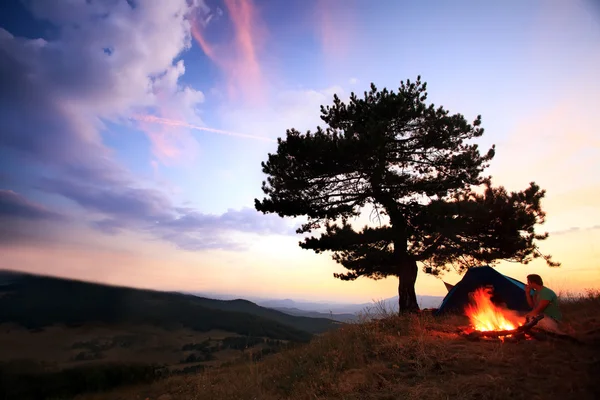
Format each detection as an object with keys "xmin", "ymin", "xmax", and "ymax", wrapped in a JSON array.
[{"xmin": 255, "ymin": 77, "xmax": 558, "ymax": 313}]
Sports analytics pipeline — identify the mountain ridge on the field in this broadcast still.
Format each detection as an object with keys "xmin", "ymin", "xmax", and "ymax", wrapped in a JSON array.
[
  {"xmin": 183, "ymin": 292, "xmax": 445, "ymax": 315},
  {"xmin": 0, "ymin": 270, "xmax": 339, "ymax": 342}
]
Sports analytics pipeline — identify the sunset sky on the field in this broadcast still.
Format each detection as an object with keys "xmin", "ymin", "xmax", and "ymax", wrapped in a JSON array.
[{"xmin": 0, "ymin": 0, "xmax": 598, "ymax": 303}]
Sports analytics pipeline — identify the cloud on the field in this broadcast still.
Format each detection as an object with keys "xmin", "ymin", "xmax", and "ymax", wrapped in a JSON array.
[
  {"xmin": 0, "ymin": 189, "xmax": 67, "ymax": 246},
  {"xmin": 160, "ymin": 207, "xmax": 297, "ymax": 235},
  {"xmin": 37, "ymin": 177, "xmax": 172, "ymax": 221},
  {"xmin": 136, "ymin": 60, "xmax": 205, "ymax": 166},
  {"xmin": 150, "ymin": 207, "xmax": 298, "ymax": 251},
  {"xmin": 20, "ymin": 0, "xmax": 200, "ymax": 113},
  {"xmin": 132, "ymin": 115, "xmax": 275, "ymax": 143},
  {"xmin": 190, "ymin": 0, "xmax": 266, "ymax": 104},
  {"xmin": 218, "ymin": 85, "xmax": 347, "ymax": 139},
  {"xmin": 315, "ymin": 0, "xmax": 357, "ymax": 62},
  {"xmin": 550, "ymin": 225, "xmax": 600, "ymax": 236},
  {"xmin": 34, "ymin": 175, "xmax": 295, "ymax": 251},
  {"xmin": 0, "ymin": 0, "xmax": 295, "ymax": 251},
  {"xmin": 0, "ymin": 190, "xmax": 63, "ymax": 221},
  {"xmin": 0, "ymin": 0, "xmax": 204, "ymax": 167}
]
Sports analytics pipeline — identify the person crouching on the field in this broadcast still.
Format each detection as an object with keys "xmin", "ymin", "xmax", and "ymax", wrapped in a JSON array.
[{"xmin": 524, "ymin": 274, "xmax": 564, "ymax": 334}]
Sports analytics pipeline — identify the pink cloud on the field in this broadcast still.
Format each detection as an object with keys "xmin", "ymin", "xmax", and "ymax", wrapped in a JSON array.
[
  {"xmin": 133, "ymin": 115, "xmax": 275, "ymax": 143},
  {"xmin": 136, "ymin": 111, "xmax": 201, "ymax": 167},
  {"xmin": 137, "ymin": 60, "xmax": 205, "ymax": 166},
  {"xmin": 315, "ymin": 0, "xmax": 356, "ymax": 61},
  {"xmin": 190, "ymin": 0, "xmax": 267, "ymax": 105}
]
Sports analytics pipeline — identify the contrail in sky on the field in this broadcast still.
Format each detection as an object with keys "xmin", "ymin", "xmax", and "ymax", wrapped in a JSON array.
[{"xmin": 132, "ymin": 115, "xmax": 276, "ymax": 143}]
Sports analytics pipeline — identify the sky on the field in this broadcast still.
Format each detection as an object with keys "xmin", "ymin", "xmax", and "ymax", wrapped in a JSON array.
[{"xmin": 0, "ymin": 0, "xmax": 599, "ymax": 303}]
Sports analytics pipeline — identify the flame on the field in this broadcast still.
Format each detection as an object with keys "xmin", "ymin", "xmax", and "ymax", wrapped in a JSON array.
[{"xmin": 465, "ymin": 288, "xmax": 522, "ymax": 332}]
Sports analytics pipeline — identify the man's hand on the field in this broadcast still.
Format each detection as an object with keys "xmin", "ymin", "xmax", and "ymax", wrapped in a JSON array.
[
  {"xmin": 524, "ymin": 311, "xmax": 539, "ymax": 322},
  {"xmin": 524, "ymin": 283, "xmax": 534, "ymax": 308}
]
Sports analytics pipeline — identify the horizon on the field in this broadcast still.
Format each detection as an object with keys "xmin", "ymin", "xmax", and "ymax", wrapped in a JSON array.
[
  {"xmin": 0, "ymin": 268, "xmax": 445, "ymax": 307},
  {"xmin": 1, "ymin": 0, "xmax": 599, "ymax": 304}
]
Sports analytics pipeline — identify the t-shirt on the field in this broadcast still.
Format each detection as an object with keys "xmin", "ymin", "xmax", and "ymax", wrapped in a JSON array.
[{"xmin": 534, "ymin": 287, "xmax": 562, "ymax": 321}]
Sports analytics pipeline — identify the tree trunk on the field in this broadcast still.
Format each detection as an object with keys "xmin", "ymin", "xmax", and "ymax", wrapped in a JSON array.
[
  {"xmin": 372, "ymin": 187, "xmax": 418, "ymax": 313},
  {"xmin": 398, "ymin": 258, "xmax": 419, "ymax": 313}
]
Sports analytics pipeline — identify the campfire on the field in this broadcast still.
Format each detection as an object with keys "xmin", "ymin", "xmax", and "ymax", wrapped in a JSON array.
[
  {"xmin": 466, "ymin": 287, "xmax": 522, "ymax": 332},
  {"xmin": 460, "ymin": 287, "xmax": 542, "ymax": 342}
]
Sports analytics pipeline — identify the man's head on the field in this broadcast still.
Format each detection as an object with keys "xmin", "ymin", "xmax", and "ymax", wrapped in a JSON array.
[{"xmin": 527, "ymin": 274, "xmax": 544, "ymax": 290}]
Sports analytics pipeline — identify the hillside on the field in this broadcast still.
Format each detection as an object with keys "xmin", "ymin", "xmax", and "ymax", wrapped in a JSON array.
[
  {"xmin": 0, "ymin": 271, "xmax": 339, "ymax": 341},
  {"xmin": 0, "ymin": 270, "xmax": 348, "ymax": 399},
  {"xmin": 271, "ymin": 307, "xmax": 357, "ymax": 322},
  {"xmin": 182, "ymin": 295, "xmax": 341, "ymax": 334},
  {"xmin": 76, "ymin": 290, "xmax": 600, "ymax": 400}
]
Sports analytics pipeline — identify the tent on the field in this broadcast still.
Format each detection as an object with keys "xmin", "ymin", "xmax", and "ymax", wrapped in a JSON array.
[
  {"xmin": 434, "ymin": 266, "xmax": 530, "ymax": 316},
  {"xmin": 442, "ymin": 281, "xmax": 455, "ymax": 292}
]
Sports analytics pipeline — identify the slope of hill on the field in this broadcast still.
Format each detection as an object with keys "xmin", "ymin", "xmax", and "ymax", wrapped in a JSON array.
[
  {"xmin": 182, "ymin": 296, "xmax": 341, "ymax": 334},
  {"xmin": 78, "ymin": 291, "xmax": 600, "ymax": 400},
  {"xmin": 0, "ymin": 271, "xmax": 338, "ymax": 341},
  {"xmin": 270, "ymin": 307, "xmax": 357, "ymax": 323}
]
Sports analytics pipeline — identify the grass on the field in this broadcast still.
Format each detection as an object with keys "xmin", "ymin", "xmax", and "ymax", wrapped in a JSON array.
[
  {"xmin": 77, "ymin": 290, "xmax": 600, "ymax": 400},
  {"xmin": 0, "ymin": 324, "xmax": 249, "ymax": 367},
  {"xmin": 0, "ymin": 324, "xmax": 295, "ymax": 399}
]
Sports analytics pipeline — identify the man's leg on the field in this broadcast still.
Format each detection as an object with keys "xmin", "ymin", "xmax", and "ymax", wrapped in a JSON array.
[{"xmin": 535, "ymin": 316, "xmax": 565, "ymax": 334}]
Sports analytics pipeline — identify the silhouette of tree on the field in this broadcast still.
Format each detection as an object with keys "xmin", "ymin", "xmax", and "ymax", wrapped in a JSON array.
[{"xmin": 255, "ymin": 77, "xmax": 558, "ymax": 313}]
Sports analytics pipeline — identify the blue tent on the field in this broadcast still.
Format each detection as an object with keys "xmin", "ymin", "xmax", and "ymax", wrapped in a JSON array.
[{"xmin": 434, "ymin": 266, "xmax": 530, "ymax": 316}]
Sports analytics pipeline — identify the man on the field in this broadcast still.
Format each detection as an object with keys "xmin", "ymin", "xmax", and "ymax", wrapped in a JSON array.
[{"xmin": 524, "ymin": 274, "xmax": 563, "ymax": 334}]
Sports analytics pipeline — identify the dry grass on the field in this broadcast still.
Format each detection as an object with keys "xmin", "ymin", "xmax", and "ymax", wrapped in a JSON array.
[
  {"xmin": 0, "ymin": 324, "xmax": 239, "ymax": 368},
  {"xmin": 78, "ymin": 291, "xmax": 600, "ymax": 400}
]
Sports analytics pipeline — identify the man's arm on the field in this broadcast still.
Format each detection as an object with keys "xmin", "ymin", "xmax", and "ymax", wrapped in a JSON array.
[
  {"xmin": 525, "ymin": 285, "xmax": 534, "ymax": 308},
  {"xmin": 528, "ymin": 299, "xmax": 550, "ymax": 316}
]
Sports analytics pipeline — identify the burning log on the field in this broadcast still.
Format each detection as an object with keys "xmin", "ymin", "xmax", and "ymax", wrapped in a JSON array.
[{"xmin": 520, "ymin": 314, "xmax": 545, "ymax": 332}]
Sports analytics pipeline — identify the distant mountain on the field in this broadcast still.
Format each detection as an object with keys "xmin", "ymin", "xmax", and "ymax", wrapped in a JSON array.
[
  {"xmin": 371, "ymin": 295, "xmax": 445, "ymax": 311},
  {"xmin": 257, "ymin": 299, "xmax": 360, "ymax": 314},
  {"xmin": 257, "ymin": 295, "xmax": 444, "ymax": 315},
  {"xmin": 0, "ymin": 271, "xmax": 340, "ymax": 342},
  {"xmin": 270, "ymin": 307, "xmax": 358, "ymax": 322},
  {"xmin": 0, "ymin": 270, "xmax": 23, "ymax": 286},
  {"xmin": 178, "ymin": 296, "xmax": 341, "ymax": 334},
  {"xmin": 185, "ymin": 291, "xmax": 445, "ymax": 316}
]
